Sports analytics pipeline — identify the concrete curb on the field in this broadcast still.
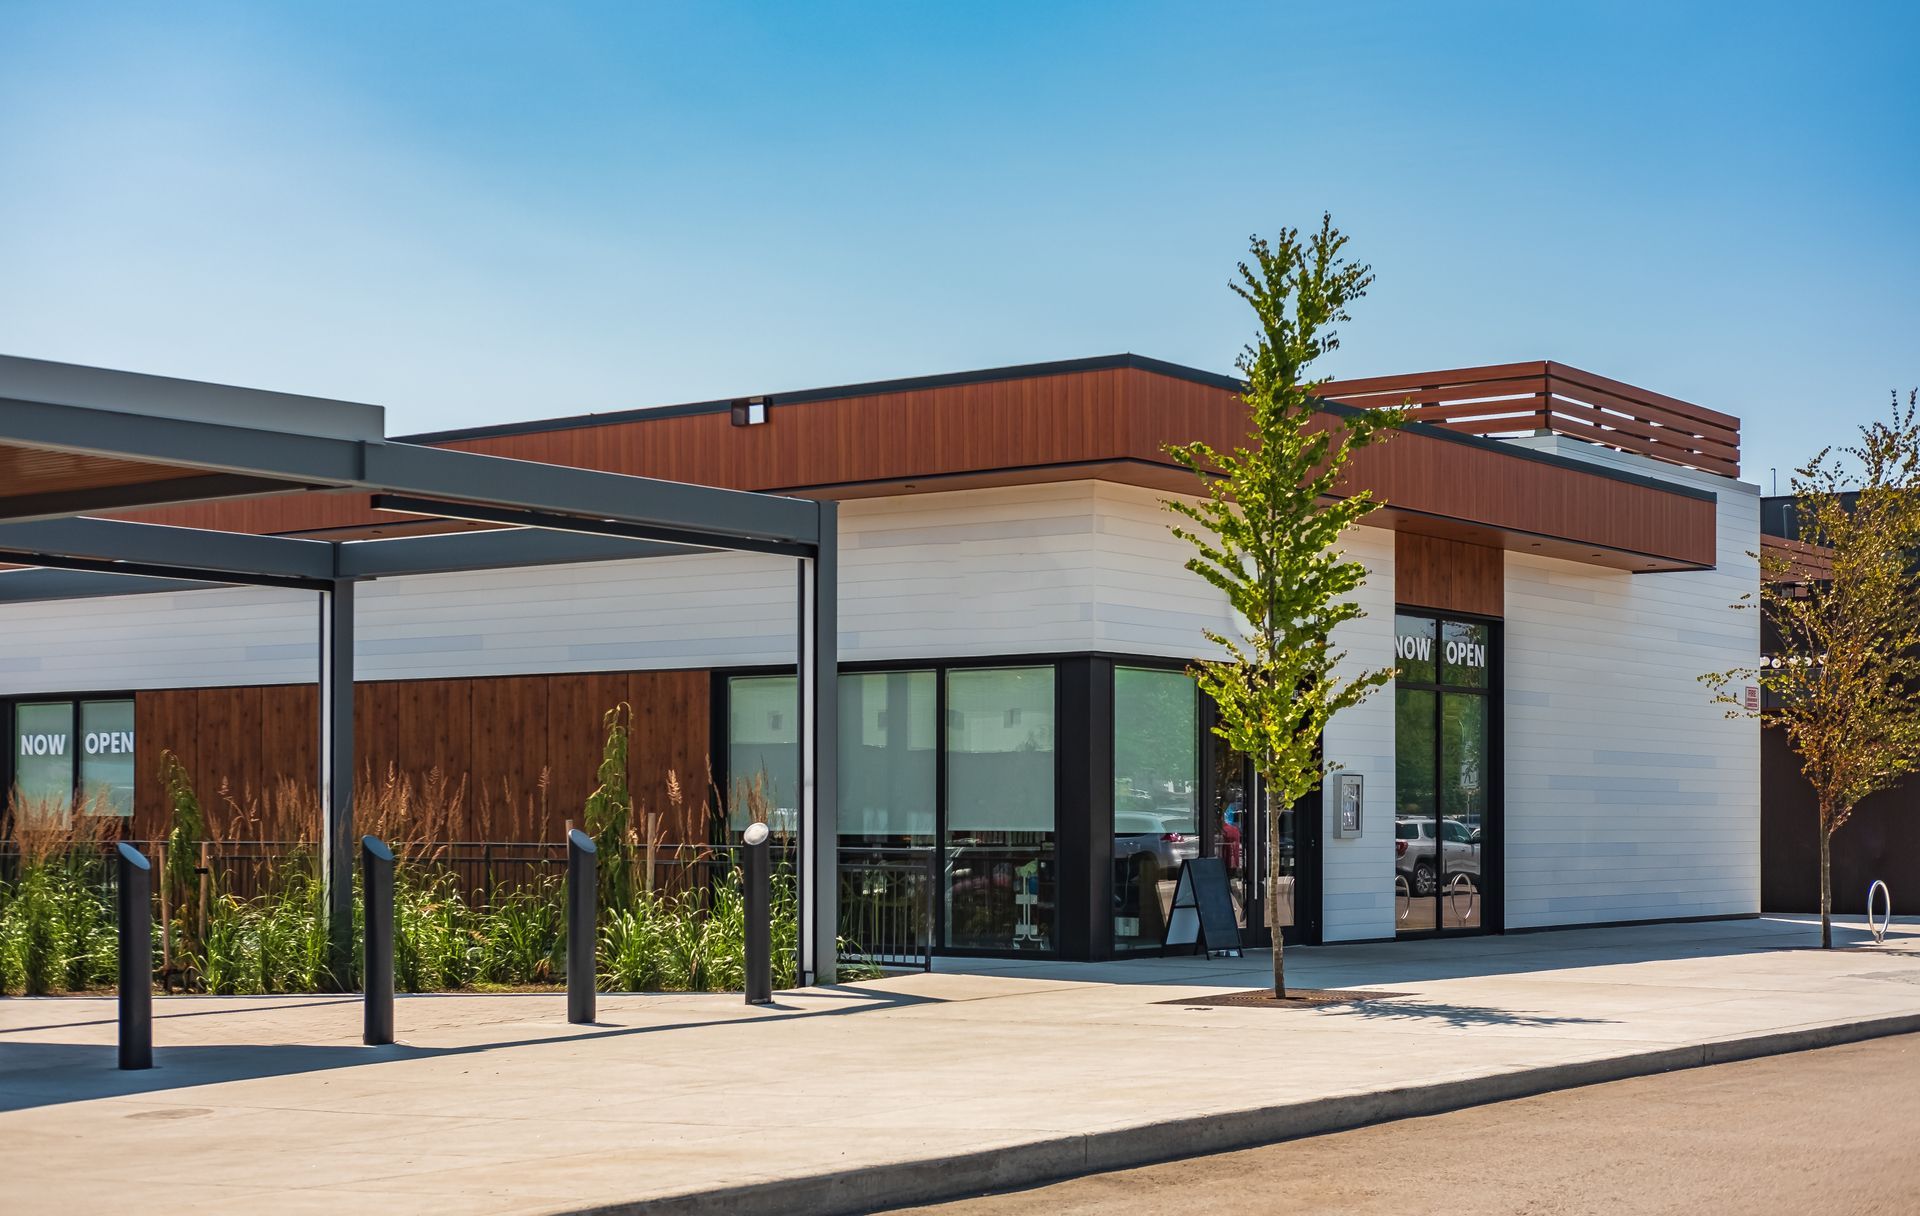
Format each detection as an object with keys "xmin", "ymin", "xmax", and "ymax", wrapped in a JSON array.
[{"xmin": 564, "ymin": 1010, "xmax": 1920, "ymax": 1216}]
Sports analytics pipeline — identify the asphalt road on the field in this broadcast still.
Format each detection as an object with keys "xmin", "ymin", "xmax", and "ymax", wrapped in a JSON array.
[{"xmin": 890, "ymin": 1032, "xmax": 1920, "ymax": 1216}]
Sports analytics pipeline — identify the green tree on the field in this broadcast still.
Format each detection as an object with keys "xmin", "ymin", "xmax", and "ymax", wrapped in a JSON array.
[
  {"xmin": 1166, "ymin": 217, "xmax": 1404, "ymax": 996},
  {"xmin": 1704, "ymin": 391, "xmax": 1920, "ymax": 948}
]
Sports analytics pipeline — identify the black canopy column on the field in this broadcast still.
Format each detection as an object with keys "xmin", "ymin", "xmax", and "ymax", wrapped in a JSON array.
[
  {"xmin": 796, "ymin": 500, "xmax": 839, "ymax": 984},
  {"xmin": 318, "ymin": 580, "xmax": 355, "ymax": 986}
]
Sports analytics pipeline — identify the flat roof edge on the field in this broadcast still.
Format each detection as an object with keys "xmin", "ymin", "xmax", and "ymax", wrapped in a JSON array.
[{"xmin": 399, "ymin": 353, "xmax": 1245, "ymax": 444}]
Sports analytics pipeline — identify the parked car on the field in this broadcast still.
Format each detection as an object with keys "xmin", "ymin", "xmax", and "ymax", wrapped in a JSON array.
[
  {"xmin": 1395, "ymin": 815, "xmax": 1480, "ymax": 897},
  {"xmin": 1114, "ymin": 809, "xmax": 1200, "ymax": 874}
]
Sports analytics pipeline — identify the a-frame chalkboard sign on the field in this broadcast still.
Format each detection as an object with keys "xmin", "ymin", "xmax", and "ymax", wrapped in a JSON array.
[{"xmin": 1161, "ymin": 856, "xmax": 1244, "ymax": 958}]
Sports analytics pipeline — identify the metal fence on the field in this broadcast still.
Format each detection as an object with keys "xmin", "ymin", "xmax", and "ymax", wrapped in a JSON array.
[{"xmin": 837, "ymin": 846, "xmax": 936, "ymax": 971}]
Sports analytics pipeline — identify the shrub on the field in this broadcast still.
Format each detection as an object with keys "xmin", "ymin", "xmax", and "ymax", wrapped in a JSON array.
[
  {"xmin": 394, "ymin": 870, "xmax": 479, "ymax": 993},
  {"xmin": 197, "ymin": 865, "xmax": 330, "ymax": 995},
  {"xmin": 478, "ymin": 879, "xmax": 564, "ymax": 985}
]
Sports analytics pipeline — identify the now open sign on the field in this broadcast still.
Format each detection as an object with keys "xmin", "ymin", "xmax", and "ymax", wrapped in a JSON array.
[{"xmin": 17, "ymin": 731, "xmax": 68, "ymax": 757}]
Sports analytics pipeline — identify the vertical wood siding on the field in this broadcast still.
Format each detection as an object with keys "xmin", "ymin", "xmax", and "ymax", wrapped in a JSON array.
[
  {"xmin": 131, "ymin": 671, "xmax": 710, "ymax": 843},
  {"xmin": 1395, "ymin": 533, "xmax": 1504, "ymax": 618}
]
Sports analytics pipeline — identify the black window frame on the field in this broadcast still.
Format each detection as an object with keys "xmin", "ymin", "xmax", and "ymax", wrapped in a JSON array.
[
  {"xmin": 2, "ymin": 689, "xmax": 140, "ymax": 823},
  {"xmin": 716, "ymin": 652, "xmax": 1074, "ymax": 960},
  {"xmin": 1392, "ymin": 607, "xmax": 1504, "ymax": 938}
]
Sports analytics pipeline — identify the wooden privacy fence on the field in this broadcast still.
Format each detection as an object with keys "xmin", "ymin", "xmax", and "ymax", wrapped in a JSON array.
[{"xmin": 1321, "ymin": 360, "xmax": 1741, "ymax": 478}]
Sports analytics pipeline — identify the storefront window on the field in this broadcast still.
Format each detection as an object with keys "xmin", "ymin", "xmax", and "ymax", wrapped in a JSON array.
[
  {"xmin": 13, "ymin": 702, "xmax": 75, "ymax": 810},
  {"xmin": 839, "ymin": 671, "xmax": 936, "ymax": 842},
  {"xmin": 725, "ymin": 664, "xmax": 1063, "ymax": 953},
  {"xmin": 727, "ymin": 672, "xmax": 940, "ymax": 840},
  {"xmin": 1393, "ymin": 613, "xmax": 1493, "ymax": 935},
  {"xmin": 79, "ymin": 700, "xmax": 136, "ymax": 817},
  {"xmin": 1112, "ymin": 666, "xmax": 1197, "ymax": 949},
  {"xmin": 945, "ymin": 666, "xmax": 1055, "ymax": 950},
  {"xmin": 727, "ymin": 676, "xmax": 797, "ymax": 832}
]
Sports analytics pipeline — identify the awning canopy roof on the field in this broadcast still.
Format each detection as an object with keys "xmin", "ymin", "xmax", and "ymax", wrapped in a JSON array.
[{"xmin": 0, "ymin": 353, "xmax": 827, "ymax": 599}]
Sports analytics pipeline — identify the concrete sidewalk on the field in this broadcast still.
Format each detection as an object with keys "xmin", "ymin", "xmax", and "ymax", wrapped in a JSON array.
[{"xmin": 4, "ymin": 915, "xmax": 1919, "ymax": 1215}]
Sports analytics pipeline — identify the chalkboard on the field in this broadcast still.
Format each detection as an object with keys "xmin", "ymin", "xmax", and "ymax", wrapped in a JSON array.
[{"xmin": 1161, "ymin": 856, "xmax": 1243, "ymax": 958}]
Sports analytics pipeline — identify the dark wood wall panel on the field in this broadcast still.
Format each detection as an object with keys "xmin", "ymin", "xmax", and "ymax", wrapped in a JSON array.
[
  {"xmin": 121, "ymin": 363, "xmax": 1716, "ymax": 572},
  {"xmin": 469, "ymin": 676, "xmax": 552, "ymax": 838},
  {"xmin": 131, "ymin": 684, "xmax": 316, "ymax": 838},
  {"xmin": 545, "ymin": 673, "xmax": 632, "ymax": 831},
  {"xmin": 130, "ymin": 669, "xmax": 713, "ymax": 844},
  {"xmin": 394, "ymin": 678, "xmax": 474, "ymax": 784},
  {"xmin": 261, "ymin": 685, "xmax": 318, "ymax": 798},
  {"xmin": 1764, "ymin": 726, "xmax": 1920, "ymax": 912},
  {"xmin": 1395, "ymin": 533, "xmax": 1505, "ymax": 618},
  {"xmin": 629, "ymin": 670, "xmax": 713, "ymax": 843},
  {"xmin": 132, "ymin": 690, "xmax": 196, "ymax": 838}
]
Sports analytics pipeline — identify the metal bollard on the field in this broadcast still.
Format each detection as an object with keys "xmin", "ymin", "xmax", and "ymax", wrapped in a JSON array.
[
  {"xmin": 567, "ymin": 829, "xmax": 597, "ymax": 1024},
  {"xmin": 116, "ymin": 843, "xmax": 153, "ymax": 1070},
  {"xmin": 743, "ymin": 822, "xmax": 772, "ymax": 1005},
  {"xmin": 362, "ymin": 836, "xmax": 395, "ymax": 1046}
]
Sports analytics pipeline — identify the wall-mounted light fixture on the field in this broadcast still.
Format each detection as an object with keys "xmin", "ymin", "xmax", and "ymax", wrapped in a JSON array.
[{"xmin": 731, "ymin": 396, "xmax": 769, "ymax": 427}]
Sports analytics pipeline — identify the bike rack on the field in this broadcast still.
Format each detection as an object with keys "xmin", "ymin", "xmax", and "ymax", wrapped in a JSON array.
[
  {"xmin": 1447, "ymin": 872, "xmax": 1477, "ymax": 924},
  {"xmin": 1867, "ymin": 879, "xmax": 1893, "ymax": 944},
  {"xmin": 1395, "ymin": 873, "xmax": 1412, "ymax": 922}
]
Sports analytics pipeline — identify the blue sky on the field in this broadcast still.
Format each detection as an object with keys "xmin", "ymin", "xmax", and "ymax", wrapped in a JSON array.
[{"xmin": 2, "ymin": 2, "xmax": 1914, "ymax": 487}]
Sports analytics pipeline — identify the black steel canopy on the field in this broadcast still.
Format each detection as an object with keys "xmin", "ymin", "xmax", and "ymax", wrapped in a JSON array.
[{"xmin": 0, "ymin": 353, "xmax": 840, "ymax": 985}]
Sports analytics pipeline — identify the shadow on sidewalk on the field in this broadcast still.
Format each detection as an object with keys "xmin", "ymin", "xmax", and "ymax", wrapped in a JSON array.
[
  {"xmin": 0, "ymin": 981, "xmax": 939, "ymax": 1114},
  {"xmin": 1320, "ymin": 999, "xmax": 1615, "ymax": 1030}
]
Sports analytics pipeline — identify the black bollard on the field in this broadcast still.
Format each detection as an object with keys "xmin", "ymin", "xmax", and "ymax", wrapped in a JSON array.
[
  {"xmin": 116, "ymin": 842, "xmax": 153, "ymax": 1070},
  {"xmin": 567, "ymin": 828, "xmax": 597, "ymax": 1024},
  {"xmin": 743, "ymin": 822, "xmax": 772, "ymax": 1005},
  {"xmin": 362, "ymin": 836, "xmax": 395, "ymax": 1046}
]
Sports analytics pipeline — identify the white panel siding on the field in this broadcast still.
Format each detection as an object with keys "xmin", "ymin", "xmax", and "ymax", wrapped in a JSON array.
[
  {"xmin": 1500, "ymin": 439, "xmax": 1761, "ymax": 927},
  {"xmin": 1318, "ymin": 526, "xmax": 1399, "ymax": 942},
  {"xmin": 0, "ymin": 586, "xmax": 320, "ymax": 690}
]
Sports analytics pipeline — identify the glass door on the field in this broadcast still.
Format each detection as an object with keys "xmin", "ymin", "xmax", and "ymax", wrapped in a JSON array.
[
  {"xmin": 1393, "ymin": 613, "xmax": 1495, "ymax": 935},
  {"xmin": 1203, "ymin": 730, "xmax": 1319, "ymax": 945}
]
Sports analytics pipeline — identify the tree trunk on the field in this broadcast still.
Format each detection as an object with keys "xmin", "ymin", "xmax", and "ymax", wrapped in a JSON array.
[
  {"xmin": 1819, "ymin": 822, "xmax": 1833, "ymax": 950},
  {"xmin": 1266, "ymin": 778, "xmax": 1285, "ymax": 999}
]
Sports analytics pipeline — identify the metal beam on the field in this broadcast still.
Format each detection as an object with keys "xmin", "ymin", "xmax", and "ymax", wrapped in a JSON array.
[
  {"xmin": 0, "ymin": 397, "xmax": 368, "ymax": 484},
  {"xmin": 370, "ymin": 495, "xmax": 809, "ymax": 558},
  {"xmin": 336, "ymin": 526, "xmax": 713, "ymax": 579},
  {"xmin": 360, "ymin": 443, "xmax": 819, "ymax": 550},
  {"xmin": 0, "ymin": 517, "xmax": 335, "ymax": 582},
  {"xmin": 0, "ymin": 525, "xmax": 715, "ymax": 600},
  {"xmin": 0, "ymin": 353, "xmax": 386, "ymax": 441},
  {"xmin": 0, "ymin": 551, "xmax": 326, "ymax": 592},
  {"xmin": 0, "ymin": 473, "xmax": 308, "ymax": 526}
]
